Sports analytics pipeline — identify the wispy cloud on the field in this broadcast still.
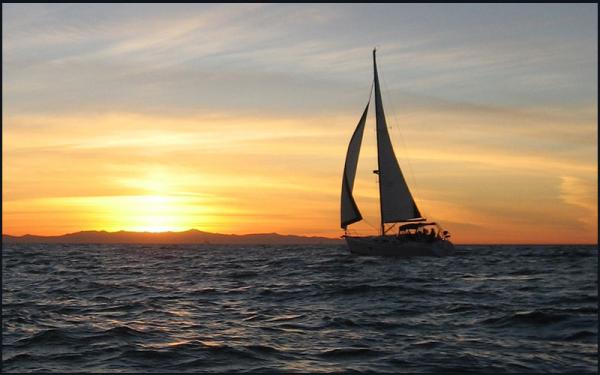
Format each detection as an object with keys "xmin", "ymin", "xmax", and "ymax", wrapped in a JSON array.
[
  {"xmin": 559, "ymin": 176, "xmax": 598, "ymax": 230},
  {"xmin": 2, "ymin": 4, "xmax": 597, "ymax": 242}
]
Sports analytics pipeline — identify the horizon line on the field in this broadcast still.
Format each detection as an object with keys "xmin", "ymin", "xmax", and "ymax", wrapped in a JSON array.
[
  {"xmin": 2, "ymin": 229, "xmax": 598, "ymax": 246},
  {"xmin": 2, "ymin": 229, "xmax": 341, "ymax": 240}
]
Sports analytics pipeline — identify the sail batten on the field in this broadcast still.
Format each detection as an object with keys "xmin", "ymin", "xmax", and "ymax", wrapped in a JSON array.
[
  {"xmin": 373, "ymin": 49, "xmax": 422, "ymax": 225},
  {"xmin": 340, "ymin": 101, "xmax": 370, "ymax": 229}
]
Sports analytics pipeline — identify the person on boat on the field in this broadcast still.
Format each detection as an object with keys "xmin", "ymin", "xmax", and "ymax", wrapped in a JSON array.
[
  {"xmin": 415, "ymin": 228, "xmax": 424, "ymax": 242},
  {"xmin": 429, "ymin": 228, "xmax": 437, "ymax": 242}
]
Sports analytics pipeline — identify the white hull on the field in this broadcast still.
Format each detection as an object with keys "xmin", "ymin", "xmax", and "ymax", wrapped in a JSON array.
[{"xmin": 344, "ymin": 235, "xmax": 455, "ymax": 257}]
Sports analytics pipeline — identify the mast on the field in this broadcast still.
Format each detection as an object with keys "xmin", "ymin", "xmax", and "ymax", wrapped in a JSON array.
[
  {"xmin": 373, "ymin": 48, "xmax": 424, "ymax": 236},
  {"xmin": 373, "ymin": 48, "xmax": 385, "ymax": 236}
]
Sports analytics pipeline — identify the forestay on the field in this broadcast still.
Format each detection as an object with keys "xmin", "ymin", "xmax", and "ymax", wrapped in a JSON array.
[{"xmin": 340, "ymin": 101, "xmax": 370, "ymax": 229}]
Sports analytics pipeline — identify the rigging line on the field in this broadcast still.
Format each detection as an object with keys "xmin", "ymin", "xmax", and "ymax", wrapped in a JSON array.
[
  {"xmin": 349, "ymin": 79, "xmax": 378, "ymax": 236},
  {"xmin": 361, "ymin": 216, "xmax": 379, "ymax": 232},
  {"xmin": 364, "ymin": 79, "xmax": 376, "ymax": 234},
  {"xmin": 364, "ymin": 74, "xmax": 379, "ymax": 232},
  {"xmin": 378, "ymin": 61, "xmax": 429, "ymax": 220}
]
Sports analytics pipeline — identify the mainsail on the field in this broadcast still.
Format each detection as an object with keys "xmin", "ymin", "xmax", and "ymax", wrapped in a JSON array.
[
  {"xmin": 340, "ymin": 49, "xmax": 423, "ymax": 232},
  {"xmin": 372, "ymin": 49, "xmax": 422, "ymax": 225},
  {"xmin": 340, "ymin": 101, "xmax": 370, "ymax": 229}
]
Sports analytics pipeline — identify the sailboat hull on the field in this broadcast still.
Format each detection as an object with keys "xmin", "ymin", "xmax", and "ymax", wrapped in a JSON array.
[{"xmin": 344, "ymin": 235, "xmax": 455, "ymax": 257}]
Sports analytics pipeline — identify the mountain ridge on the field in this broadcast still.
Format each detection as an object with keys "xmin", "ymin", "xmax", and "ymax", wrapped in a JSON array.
[{"xmin": 2, "ymin": 229, "xmax": 343, "ymax": 245}]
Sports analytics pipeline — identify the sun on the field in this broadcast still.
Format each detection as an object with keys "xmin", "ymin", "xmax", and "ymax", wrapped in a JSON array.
[
  {"xmin": 132, "ymin": 223, "xmax": 182, "ymax": 233},
  {"xmin": 114, "ymin": 195, "xmax": 193, "ymax": 233}
]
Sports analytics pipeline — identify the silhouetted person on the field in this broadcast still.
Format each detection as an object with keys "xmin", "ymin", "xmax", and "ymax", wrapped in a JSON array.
[{"xmin": 429, "ymin": 228, "xmax": 437, "ymax": 242}]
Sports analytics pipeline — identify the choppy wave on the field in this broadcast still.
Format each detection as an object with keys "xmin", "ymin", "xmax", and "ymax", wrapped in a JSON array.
[{"xmin": 2, "ymin": 244, "xmax": 598, "ymax": 372}]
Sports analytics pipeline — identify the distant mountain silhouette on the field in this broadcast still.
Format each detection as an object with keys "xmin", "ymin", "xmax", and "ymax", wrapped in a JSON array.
[{"xmin": 2, "ymin": 229, "xmax": 343, "ymax": 245}]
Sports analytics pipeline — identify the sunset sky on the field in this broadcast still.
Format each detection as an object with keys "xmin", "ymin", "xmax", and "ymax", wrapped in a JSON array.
[{"xmin": 3, "ymin": 4, "xmax": 598, "ymax": 244}]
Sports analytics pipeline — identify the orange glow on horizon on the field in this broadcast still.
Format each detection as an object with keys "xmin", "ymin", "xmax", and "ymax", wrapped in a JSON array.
[
  {"xmin": 2, "ymin": 108, "xmax": 597, "ymax": 244},
  {"xmin": 3, "ymin": 1, "xmax": 597, "ymax": 246}
]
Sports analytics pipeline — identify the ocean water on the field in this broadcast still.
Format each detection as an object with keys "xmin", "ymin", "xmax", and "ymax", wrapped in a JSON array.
[{"xmin": 2, "ymin": 244, "xmax": 598, "ymax": 373}]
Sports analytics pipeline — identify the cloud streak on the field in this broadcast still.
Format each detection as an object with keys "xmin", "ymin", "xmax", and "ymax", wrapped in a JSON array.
[{"xmin": 2, "ymin": 4, "xmax": 597, "ymax": 243}]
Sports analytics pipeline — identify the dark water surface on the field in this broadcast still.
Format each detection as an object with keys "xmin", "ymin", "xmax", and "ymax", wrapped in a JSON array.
[{"xmin": 2, "ymin": 244, "xmax": 598, "ymax": 373}]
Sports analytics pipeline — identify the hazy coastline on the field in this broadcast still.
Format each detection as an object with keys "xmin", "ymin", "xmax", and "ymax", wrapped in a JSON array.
[{"xmin": 2, "ymin": 229, "xmax": 343, "ymax": 245}]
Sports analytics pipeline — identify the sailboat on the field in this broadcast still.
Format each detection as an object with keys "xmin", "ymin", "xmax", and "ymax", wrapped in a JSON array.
[{"xmin": 341, "ymin": 49, "xmax": 455, "ymax": 257}]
